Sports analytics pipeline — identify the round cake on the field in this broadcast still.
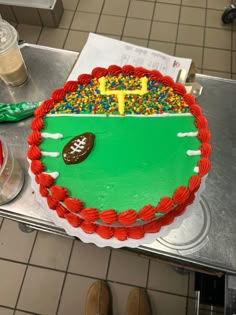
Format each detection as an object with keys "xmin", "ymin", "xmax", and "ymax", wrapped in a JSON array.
[{"xmin": 27, "ymin": 65, "xmax": 211, "ymax": 246}]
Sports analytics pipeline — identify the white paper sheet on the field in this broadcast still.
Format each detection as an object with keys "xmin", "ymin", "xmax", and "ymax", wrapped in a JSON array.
[{"xmin": 68, "ymin": 33, "xmax": 192, "ymax": 82}]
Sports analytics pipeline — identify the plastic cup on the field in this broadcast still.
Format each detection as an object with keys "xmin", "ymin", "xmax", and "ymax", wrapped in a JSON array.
[
  {"xmin": 0, "ymin": 139, "xmax": 24, "ymax": 205},
  {"xmin": 0, "ymin": 19, "xmax": 28, "ymax": 86}
]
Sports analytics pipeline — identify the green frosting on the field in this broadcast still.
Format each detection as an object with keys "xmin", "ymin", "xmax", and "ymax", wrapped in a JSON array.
[{"xmin": 40, "ymin": 115, "xmax": 200, "ymax": 213}]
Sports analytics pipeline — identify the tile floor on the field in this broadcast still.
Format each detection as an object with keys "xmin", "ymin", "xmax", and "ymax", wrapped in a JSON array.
[
  {"xmin": 0, "ymin": 219, "xmax": 225, "ymax": 315},
  {"xmin": 14, "ymin": 0, "xmax": 236, "ymax": 79},
  {"xmin": 1, "ymin": 0, "xmax": 234, "ymax": 314},
  {"xmin": 0, "ymin": 219, "xmax": 200, "ymax": 315}
]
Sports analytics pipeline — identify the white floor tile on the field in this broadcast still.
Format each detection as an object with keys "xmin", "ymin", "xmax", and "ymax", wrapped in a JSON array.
[
  {"xmin": 0, "ymin": 260, "xmax": 26, "ymax": 308},
  {"xmin": 30, "ymin": 231, "xmax": 73, "ymax": 270},
  {"xmin": 0, "ymin": 219, "xmax": 36, "ymax": 263},
  {"xmin": 17, "ymin": 266, "xmax": 64, "ymax": 314},
  {"xmin": 68, "ymin": 241, "xmax": 110, "ymax": 279},
  {"xmin": 107, "ymin": 250, "xmax": 149, "ymax": 287}
]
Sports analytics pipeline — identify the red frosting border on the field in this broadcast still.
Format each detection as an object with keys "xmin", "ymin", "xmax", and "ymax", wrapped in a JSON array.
[{"xmin": 28, "ymin": 65, "xmax": 211, "ymax": 241}]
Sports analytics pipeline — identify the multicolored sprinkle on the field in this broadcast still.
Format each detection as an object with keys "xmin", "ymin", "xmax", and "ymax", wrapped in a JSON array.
[{"xmin": 49, "ymin": 74, "xmax": 189, "ymax": 116}]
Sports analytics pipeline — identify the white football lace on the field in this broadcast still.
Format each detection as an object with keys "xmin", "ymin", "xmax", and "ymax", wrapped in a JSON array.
[{"xmin": 70, "ymin": 137, "xmax": 86, "ymax": 154}]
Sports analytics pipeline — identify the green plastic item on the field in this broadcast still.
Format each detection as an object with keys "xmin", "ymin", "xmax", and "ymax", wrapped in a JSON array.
[{"xmin": 0, "ymin": 101, "xmax": 41, "ymax": 122}]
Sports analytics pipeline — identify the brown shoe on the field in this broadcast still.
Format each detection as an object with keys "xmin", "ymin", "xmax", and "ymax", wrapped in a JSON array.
[
  {"xmin": 85, "ymin": 280, "xmax": 110, "ymax": 315},
  {"xmin": 126, "ymin": 288, "xmax": 152, "ymax": 315}
]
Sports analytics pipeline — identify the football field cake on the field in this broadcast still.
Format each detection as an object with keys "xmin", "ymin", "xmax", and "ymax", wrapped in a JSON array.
[{"xmin": 27, "ymin": 65, "xmax": 211, "ymax": 244}]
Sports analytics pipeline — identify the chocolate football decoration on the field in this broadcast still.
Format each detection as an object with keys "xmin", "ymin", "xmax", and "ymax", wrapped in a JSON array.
[{"xmin": 62, "ymin": 132, "xmax": 95, "ymax": 165}]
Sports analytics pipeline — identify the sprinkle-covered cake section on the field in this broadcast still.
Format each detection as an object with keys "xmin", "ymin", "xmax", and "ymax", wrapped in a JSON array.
[
  {"xmin": 105, "ymin": 74, "xmax": 142, "ymax": 90},
  {"xmin": 49, "ymin": 74, "xmax": 189, "ymax": 115}
]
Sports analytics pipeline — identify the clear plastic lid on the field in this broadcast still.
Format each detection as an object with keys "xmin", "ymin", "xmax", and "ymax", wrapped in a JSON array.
[{"xmin": 0, "ymin": 19, "xmax": 17, "ymax": 53}]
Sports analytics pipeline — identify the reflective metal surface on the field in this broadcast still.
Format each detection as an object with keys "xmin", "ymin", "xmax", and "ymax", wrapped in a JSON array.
[
  {"xmin": 0, "ymin": 45, "xmax": 236, "ymax": 273},
  {"xmin": 0, "ymin": 44, "xmax": 78, "ymax": 235},
  {"xmin": 157, "ymin": 196, "xmax": 211, "ymax": 254},
  {"xmin": 141, "ymin": 74, "xmax": 236, "ymax": 273}
]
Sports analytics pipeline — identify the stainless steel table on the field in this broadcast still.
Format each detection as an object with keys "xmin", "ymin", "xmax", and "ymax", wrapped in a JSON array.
[
  {"xmin": 0, "ymin": 44, "xmax": 79, "ymax": 235},
  {"xmin": 1, "ymin": 44, "xmax": 236, "ymax": 276}
]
